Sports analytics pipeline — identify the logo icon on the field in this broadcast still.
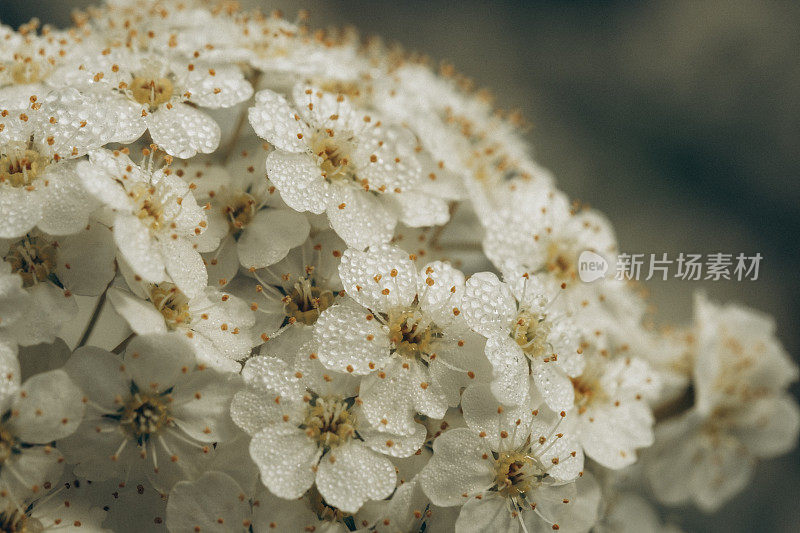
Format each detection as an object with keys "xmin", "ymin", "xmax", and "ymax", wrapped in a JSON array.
[{"xmin": 578, "ymin": 250, "xmax": 608, "ymax": 282}]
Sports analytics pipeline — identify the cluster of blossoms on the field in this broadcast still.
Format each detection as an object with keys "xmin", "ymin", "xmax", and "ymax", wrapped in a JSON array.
[{"xmin": 0, "ymin": 1, "xmax": 796, "ymax": 531}]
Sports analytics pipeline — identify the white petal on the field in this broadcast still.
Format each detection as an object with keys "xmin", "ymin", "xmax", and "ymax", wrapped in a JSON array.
[
  {"xmin": 250, "ymin": 424, "xmax": 318, "ymax": 499},
  {"xmin": 11, "ymin": 369, "xmax": 84, "ymax": 443},
  {"xmin": 461, "ymin": 383, "xmax": 533, "ymax": 450},
  {"xmin": 417, "ymin": 260, "xmax": 466, "ymax": 326},
  {"xmin": 484, "ymin": 335, "xmax": 529, "ymax": 407},
  {"xmin": 181, "ymin": 63, "xmax": 253, "ymax": 108},
  {"xmin": 265, "ymin": 151, "xmax": 328, "ymax": 214},
  {"xmin": 314, "ymin": 299, "xmax": 389, "ymax": 375},
  {"xmin": 170, "ymin": 368, "xmax": 241, "ymax": 443},
  {"xmin": 55, "ymin": 222, "xmax": 116, "ymax": 296},
  {"xmin": 532, "ymin": 359, "xmax": 575, "ymax": 413},
  {"xmin": 166, "ymin": 472, "xmax": 251, "ymax": 533},
  {"xmin": 391, "ymin": 190, "xmax": 450, "ymax": 227},
  {"xmin": 462, "ymin": 272, "xmax": 516, "ymax": 337},
  {"xmin": 316, "ymin": 441, "xmax": 397, "ymax": 513},
  {"xmin": 123, "ymin": 333, "xmax": 196, "ymax": 390},
  {"xmin": 113, "ymin": 213, "xmax": 166, "ymax": 283},
  {"xmin": 237, "ymin": 209, "xmax": 310, "ymax": 269},
  {"xmin": 146, "ymin": 103, "xmax": 221, "ymax": 159},
  {"xmin": 360, "ymin": 420, "xmax": 426, "ymax": 458},
  {"xmin": 339, "ymin": 244, "xmax": 417, "ymax": 311},
  {"xmin": 419, "ymin": 428, "xmax": 493, "ymax": 506},
  {"xmin": 37, "ymin": 163, "xmax": 97, "ymax": 235},
  {"xmin": 455, "ymin": 493, "xmax": 517, "ymax": 533},
  {"xmin": 13, "ymin": 282, "xmax": 76, "ymax": 346},
  {"xmin": 359, "ymin": 362, "xmax": 418, "ymax": 436},
  {"xmin": 0, "ymin": 186, "xmax": 42, "ymax": 239},
  {"xmin": 159, "ymin": 237, "xmax": 208, "ymax": 299},
  {"xmin": 35, "ymin": 88, "xmax": 115, "ymax": 158},
  {"xmin": 248, "ymin": 89, "xmax": 308, "ymax": 153},
  {"xmin": 326, "ymin": 186, "xmax": 396, "ymax": 250},
  {"xmin": 64, "ymin": 346, "xmax": 129, "ymax": 410},
  {"xmin": 107, "ymin": 287, "xmax": 168, "ymax": 335}
]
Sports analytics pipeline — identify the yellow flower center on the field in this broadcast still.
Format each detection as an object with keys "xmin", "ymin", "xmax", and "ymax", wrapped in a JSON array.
[
  {"xmin": 302, "ymin": 397, "xmax": 355, "ymax": 449},
  {"xmin": 223, "ymin": 192, "xmax": 257, "ymax": 236},
  {"xmin": 4, "ymin": 234, "xmax": 57, "ymax": 288},
  {"xmin": 120, "ymin": 393, "xmax": 170, "ymax": 442},
  {"xmin": 570, "ymin": 376, "xmax": 605, "ymax": 415},
  {"xmin": 546, "ymin": 242, "xmax": 577, "ymax": 281},
  {"xmin": 311, "ymin": 134, "xmax": 355, "ymax": 183},
  {"xmin": 0, "ymin": 149, "xmax": 48, "ymax": 188},
  {"xmin": 0, "ymin": 425, "xmax": 17, "ymax": 465},
  {"xmin": 130, "ymin": 77, "xmax": 174, "ymax": 107},
  {"xmin": 512, "ymin": 311, "xmax": 552, "ymax": 359},
  {"xmin": 150, "ymin": 283, "xmax": 192, "ymax": 330},
  {"xmin": 387, "ymin": 308, "xmax": 440, "ymax": 362},
  {"xmin": 284, "ymin": 278, "xmax": 334, "ymax": 326},
  {"xmin": 493, "ymin": 451, "xmax": 539, "ymax": 498},
  {"xmin": 130, "ymin": 183, "xmax": 166, "ymax": 231},
  {"xmin": 0, "ymin": 507, "xmax": 40, "ymax": 533}
]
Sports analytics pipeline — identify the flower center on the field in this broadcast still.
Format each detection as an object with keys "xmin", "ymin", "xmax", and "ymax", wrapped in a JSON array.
[
  {"xmin": 10, "ymin": 60, "xmax": 43, "ymax": 85},
  {"xmin": 120, "ymin": 393, "xmax": 169, "ymax": 443},
  {"xmin": 512, "ymin": 311, "xmax": 552, "ymax": 359},
  {"xmin": 311, "ymin": 134, "xmax": 355, "ymax": 182},
  {"xmin": 150, "ymin": 283, "xmax": 191, "ymax": 330},
  {"xmin": 307, "ymin": 487, "xmax": 351, "ymax": 524},
  {"xmin": 387, "ymin": 308, "xmax": 440, "ymax": 362},
  {"xmin": 0, "ymin": 149, "xmax": 48, "ymax": 188},
  {"xmin": 0, "ymin": 507, "xmax": 40, "ymax": 533},
  {"xmin": 130, "ymin": 77, "xmax": 174, "ymax": 107},
  {"xmin": 493, "ymin": 451, "xmax": 540, "ymax": 498},
  {"xmin": 546, "ymin": 242, "xmax": 576, "ymax": 281},
  {"xmin": 223, "ymin": 192, "xmax": 257, "ymax": 236},
  {"xmin": 130, "ymin": 183, "xmax": 166, "ymax": 230},
  {"xmin": 302, "ymin": 397, "xmax": 354, "ymax": 449},
  {"xmin": 570, "ymin": 376, "xmax": 604, "ymax": 415},
  {"xmin": 4, "ymin": 234, "xmax": 57, "ymax": 288},
  {"xmin": 0, "ymin": 425, "xmax": 17, "ymax": 465},
  {"xmin": 284, "ymin": 278, "xmax": 334, "ymax": 326}
]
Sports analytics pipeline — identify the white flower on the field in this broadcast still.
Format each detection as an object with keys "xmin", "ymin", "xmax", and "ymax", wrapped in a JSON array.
[
  {"xmin": 167, "ymin": 470, "xmax": 356, "ymax": 533},
  {"xmin": 645, "ymin": 295, "xmax": 800, "ymax": 511},
  {"xmin": 107, "ymin": 280, "xmax": 256, "ymax": 372},
  {"xmin": 597, "ymin": 493, "xmax": 684, "ymax": 533},
  {"xmin": 54, "ymin": 48, "xmax": 253, "ymax": 157},
  {"xmin": 228, "ymin": 229, "xmax": 346, "ymax": 348},
  {"xmin": 692, "ymin": 293, "xmax": 798, "ymax": 414},
  {"xmin": 0, "ymin": 478, "xmax": 110, "ymax": 533},
  {"xmin": 78, "ymin": 148, "xmax": 208, "ymax": 297},
  {"xmin": 0, "ymin": 350, "xmax": 84, "ymax": 510},
  {"xmin": 1, "ymin": 224, "xmax": 116, "ymax": 346},
  {"xmin": 419, "ymin": 384, "xmax": 597, "ymax": 533},
  {"xmin": 0, "ymin": 88, "xmax": 119, "ymax": 239},
  {"xmin": 314, "ymin": 244, "xmax": 490, "ymax": 435},
  {"xmin": 59, "ymin": 334, "xmax": 241, "ymax": 491},
  {"xmin": 570, "ymin": 352, "xmax": 660, "ymax": 470},
  {"xmin": 230, "ymin": 353, "xmax": 421, "ymax": 513},
  {"xmin": 480, "ymin": 182, "xmax": 636, "ymax": 329},
  {"xmin": 355, "ymin": 479, "xmax": 431, "ymax": 533},
  {"xmin": 646, "ymin": 393, "xmax": 800, "ymax": 512},
  {"xmin": 249, "ymin": 84, "xmax": 449, "ymax": 249},
  {"xmin": 0, "ymin": 24, "xmax": 95, "ymax": 108},
  {"xmin": 461, "ymin": 270, "xmax": 583, "ymax": 412},
  {"xmin": 176, "ymin": 149, "xmax": 310, "ymax": 281}
]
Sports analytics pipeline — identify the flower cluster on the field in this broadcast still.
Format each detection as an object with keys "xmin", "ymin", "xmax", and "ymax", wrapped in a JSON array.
[{"xmin": 0, "ymin": 1, "xmax": 796, "ymax": 532}]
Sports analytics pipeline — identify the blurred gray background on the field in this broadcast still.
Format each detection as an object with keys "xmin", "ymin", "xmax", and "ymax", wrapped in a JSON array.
[{"xmin": 3, "ymin": 1, "xmax": 798, "ymax": 531}]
